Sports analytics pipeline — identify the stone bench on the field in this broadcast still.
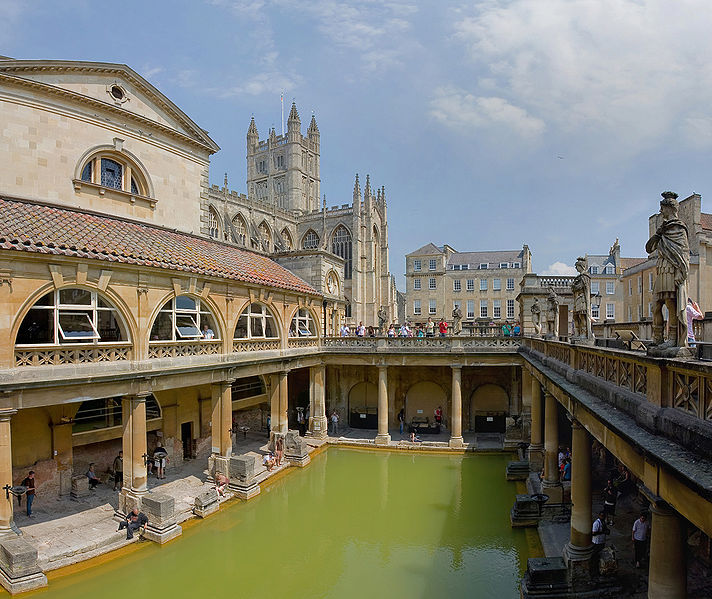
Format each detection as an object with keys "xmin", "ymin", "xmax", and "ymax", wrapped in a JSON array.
[{"xmin": 193, "ymin": 489, "xmax": 219, "ymax": 518}]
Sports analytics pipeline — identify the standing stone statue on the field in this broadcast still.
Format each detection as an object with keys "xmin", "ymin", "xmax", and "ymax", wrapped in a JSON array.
[
  {"xmin": 571, "ymin": 256, "xmax": 593, "ymax": 342},
  {"xmin": 531, "ymin": 298, "xmax": 542, "ymax": 335},
  {"xmin": 545, "ymin": 288, "xmax": 559, "ymax": 339},
  {"xmin": 645, "ymin": 191, "xmax": 690, "ymax": 352},
  {"xmin": 452, "ymin": 305, "xmax": 463, "ymax": 335},
  {"xmin": 377, "ymin": 306, "xmax": 387, "ymax": 332}
]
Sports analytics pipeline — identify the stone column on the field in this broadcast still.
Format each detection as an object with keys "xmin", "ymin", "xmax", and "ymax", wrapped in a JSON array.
[
  {"xmin": 51, "ymin": 421, "xmax": 73, "ymax": 496},
  {"xmin": 119, "ymin": 393, "xmax": 148, "ymax": 514},
  {"xmin": 375, "ymin": 365, "xmax": 391, "ymax": 445},
  {"xmin": 211, "ymin": 380, "xmax": 234, "ymax": 457},
  {"xmin": 528, "ymin": 378, "xmax": 544, "ymax": 469},
  {"xmin": 542, "ymin": 390, "xmax": 563, "ymax": 503},
  {"xmin": 0, "ymin": 410, "xmax": 16, "ymax": 535},
  {"xmin": 278, "ymin": 371, "xmax": 289, "ymax": 434},
  {"xmin": 309, "ymin": 364, "xmax": 328, "ymax": 438},
  {"xmin": 649, "ymin": 503, "xmax": 687, "ymax": 599},
  {"xmin": 269, "ymin": 373, "xmax": 280, "ymax": 433},
  {"xmin": 563, "ymin": 420, "xmax": 593, "ymax": 568},
  {"xmin": 449, "ymin": 365, "xmax": 464, "ymax": 448}
]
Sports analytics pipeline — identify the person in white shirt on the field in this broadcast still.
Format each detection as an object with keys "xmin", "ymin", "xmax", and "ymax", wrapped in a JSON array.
[
  {"xmin": 330, "ymin": 410, "xmax": 339, "ymax": 435},
  {"xmin": 686, "ymin": 298, "xmax": 703, "ymax": 347},
  {"xmin": 631, "ymin": 513, "xmax": 650, "ymax": 568},
  {"xmin": 592, "ymin": 511, "xmax": 607, "ymax": 549}
]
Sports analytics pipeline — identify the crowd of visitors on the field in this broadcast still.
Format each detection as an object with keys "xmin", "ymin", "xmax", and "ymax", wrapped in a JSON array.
[{"xmin": 338, "ymin": 318, "xmax": 522, "ymax": 337}]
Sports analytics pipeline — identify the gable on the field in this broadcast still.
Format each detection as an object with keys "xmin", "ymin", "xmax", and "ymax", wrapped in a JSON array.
[{"xmin": 0, "ymin": 60, "xmax": 218, "ymax": 153}]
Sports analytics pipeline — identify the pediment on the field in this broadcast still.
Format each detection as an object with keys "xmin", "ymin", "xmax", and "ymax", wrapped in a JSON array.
[{"xmin": 0, "ymin": 59, "xmax": 219, "ymax": 152}]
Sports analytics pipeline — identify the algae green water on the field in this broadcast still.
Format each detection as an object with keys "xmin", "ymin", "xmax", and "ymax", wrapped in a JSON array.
[{"xmin": 35, "ymin": 449, "xmax": 535, "ymax": 599}]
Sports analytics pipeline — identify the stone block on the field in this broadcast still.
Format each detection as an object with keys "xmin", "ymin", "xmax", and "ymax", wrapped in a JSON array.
[
  {"xmin": 284, "ymin": 430, "xmax": 310, "ymax": 466},
  {"xmin": 208, "ymin": 455, "xmax": 230, "ymax": 481},
  {"xmin": 0, "ymin": 538, "xmax": 47, "ymax": 594},
  {"xmin": 141, "ymin": 494, "xmax": 175, "ymax": 527},
  {"xmin": 70, "ymin": 475, "xmax": 89, "ymax": 499},
  {"xmin": 193, "ymin": 489, "xmax": 219, "ymax": 518},
  {"xmin": 229, "ymin": 455, "xmax": 257, "ymax": 482},
  {"xmin": 598, "ymin": 545, "xmax": 618, "ymax": 576},
  {"xmin": 520, "ymin": 557, "xmax": 568, "ymax": 598},
  {"xmin": 510, "ymin": 494, "xmax": 540, "ymax": 528},
  {"xmin": 505, "ymin": 460, "xmax": 530, "ymax": 481}
]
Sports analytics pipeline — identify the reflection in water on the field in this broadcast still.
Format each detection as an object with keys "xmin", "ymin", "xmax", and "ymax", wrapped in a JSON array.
[{"xmin": 36, "ymin": 449, "xmax": 532, "ymax": 599}]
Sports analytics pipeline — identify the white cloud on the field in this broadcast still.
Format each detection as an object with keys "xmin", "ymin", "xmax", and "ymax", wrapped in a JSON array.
[
  {"xmin": 216, "ymin": 71, "xmax": 302, "ymax": 98},
  {"xmin": 446, "ymin": 0, "xmax": 712, "ymax": 156},
  {"xmin": 430, "ymin": 86, "xmax": 545, "ymax": 137},
  {"xmin": 542, "ymin": 262, "xmax": 577, "ymax": 276}
]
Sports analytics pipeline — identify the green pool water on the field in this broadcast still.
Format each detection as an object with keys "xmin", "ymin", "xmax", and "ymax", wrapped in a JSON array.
[{"xmin": 36, "ymin": 449, "xmax": 536, "ymax": 599}]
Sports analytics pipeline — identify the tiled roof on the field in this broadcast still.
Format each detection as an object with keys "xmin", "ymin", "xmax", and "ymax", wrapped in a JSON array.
[
  {"xmin": 407, "ymin": 243, "xmax": 443, "ymax": 256},
  {"xmin": 620, "ymin": 257, "xmax": 646, "ymax": 269},
  {"xmin": 449, "ymin": 249, "xmax": 523, "ymax": 267},
  {"xmin": 701, "ymin": 213, "xmax": 712, "ymax": 231},
  {"xmin": 0, "ymin": 198, "xmax": 319, "ymax": 295}
]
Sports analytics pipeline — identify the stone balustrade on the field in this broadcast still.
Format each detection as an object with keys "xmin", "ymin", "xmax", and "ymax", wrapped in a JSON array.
[{"xmin": 14, "ymin": 343, "xmax": 132, "ymax": 367}]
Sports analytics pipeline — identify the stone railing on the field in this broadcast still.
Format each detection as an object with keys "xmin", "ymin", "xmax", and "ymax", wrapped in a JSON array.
[
  {"xmin": 592, "ymin": 320, "xmax": 654, "ymax": 341},
  {"xmin": 323, "ymin": 336, "xmax": 522, "ymax": 352},
  {"xmin": 232, "ymin": 339, "xmax": 281, "ymax": 353},
  {"xmin": 287, "ymin": 337, "xmax": 320, "ymax": 349},
  {"xmin": 147, "ymin": 340, "xmax": 223, "ymax": 359},
  {"xmin": 538, "ymin": 276, "xmax": 575, "ymax": 288},
  {"xmin": 14, "ymin": 343, "xmax": 133, "ymax": 367}
]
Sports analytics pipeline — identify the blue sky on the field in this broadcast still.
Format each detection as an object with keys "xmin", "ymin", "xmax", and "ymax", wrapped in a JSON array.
[{"xmin": 3, "ymin": 0, "xmax": 712, "ymax": 286}]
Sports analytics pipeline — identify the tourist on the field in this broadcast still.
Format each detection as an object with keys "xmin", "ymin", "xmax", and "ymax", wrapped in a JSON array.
[
  {"xmin": 112, "ymin": 451, "xmax": 123, "ymax": 491},
  {"xmin": 275, "ymin": 435, "xmax": 284, "ymax": 466},
  {"xmin": 202, "ymin": 323, "xmax": 215, "ymax": 339},
  {"xmin": 438, "ymin": 318, "xmax": 448, "ymax": 337},
  {"xmin": 86, "ymin": 463, "xmax": 101, "ymax": 489},
  {"xmin": 631, "ymin": 512, "xmax": 650, "ymax": 568},
  {"xmin": 356, "ymin": 321, "xmax": 365, "ymax": 337},
  {"xmin": 153, "ymin": 442, "xmax": 168, "ymax": 479},
  {"xmin": 340, "ymin": 324, "xmax": 349, "ymax": 337},
  {"xmin": 21, "ymin": 470, "xmax": 36, "ymax": 517},
  {"xmin": 399, "ymin": 322, "xmax": 410, "ymax": 337},
  {"xmin": 117, "ymin": 507, "xmax": 148, "ymax": 540},
  {"xmin": 562, "ymin": 458, "xmax": 571, "ymax": 481},
  {"xmin": 263, "ymin": 452, "xmax": 276, "ymax": 471},
  {"xmin": 558, "ymin": 447, "xmax": 565, "ymax": 471},
  {"xmin": 502, "ymin": 322, "xmax": 511, "ymax": 336},
  {"xmin": 592, "ymin": 511, "xmax": 607, "ymax": 557},
  {"xmin": 686, "ymin": 298, "xmax": 703, "ymax": 347},
  {"xmin": 513, "ymin": 322, "xmax": 521, "ymax": 336},
  {"xmin": 215, "ymin": 473, "xmax": 229, "ymax": 497},
  {"xmin": 409, "ymin": 431, "xmax": 421, "ymax": 443},
  {"xmin": 297, "ymin": 409, "xmax": 306, "ymax": 436},
  {"xmin": 425, "ymin": 317, "xmax": 435, "ymax": 337},
  {"xmin": 387, "ymin": 324, "xmax": 396, "ymax": 337},
  {"xmin": 330, "ymin": 410, "xmax": 339, "ymax": 435},
  {"xmin": 398, "ymin": 408, "xmax": 405, "ymax": 435},
  {"xmin": 367, "ymin": 326, "xmax": 375, "ymax": 337},
  {"xmin": 434, "ymin": 405, "xmax": 443, "ymax": 427},
  {"xmin": 416, "ymin": 324, "xmax": 424, "ymax": 337},
  {"xmin": 602, "ymin": 479, "xmax": 617, "ymax": 526}
]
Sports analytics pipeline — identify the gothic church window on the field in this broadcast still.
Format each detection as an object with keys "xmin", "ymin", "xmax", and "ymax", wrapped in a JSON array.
[
  {"xmin": 232, "ymin": 214, "xmax": 247, "ymax": 246},
  {"xmin": 303, "ymin": 230, "xmax": 320, "ymax": 250},
  {"xmin": 208, "ymin": 207, "xmax": 220, "ymax": 239},
  {"xmin": 281, "ymin": 228, "xmax": 293, "ymax": 250},
  {"xmin": 258, "ymin": 221, "xmax": 271, "ymax": 252},
  {"xmin": 332, "ymin": 225, "xmax": 352, "ymax": 279}
]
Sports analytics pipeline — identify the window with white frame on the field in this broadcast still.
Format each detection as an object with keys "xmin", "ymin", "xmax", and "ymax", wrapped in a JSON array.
[
  {"xmin": 591, "ymin": 305, "xmax": 600, "ymax": 319},
  {"xmin": 291, "ymin": 308, "xmax": 317, "ymax": 337},
  {"xmin": 16, "ymin": 288, "xmax": 128, "ymax": 346},
  {"xmin": 507, "ymin": 278, "xmax": 515, "ymax": 290},
  {"xmin": 480, "ymin": 279, "xmax": 488, "ymax": 291},
  {"xmin": 648, "ymin": 272, "xmax": 653, "ymax": 291},
  {"xmin": 480, "ymin": 300, "xmax": 488, "ymax": 318},
  {"xmin": 453, "ymin": 300, "xmax": 461, "ymax": 311},
  {"xmin": 461, "ymin": 264, "xmax": 469, "ymax": 270},
  {"xmin": 590, "ymin": 266, "xmax": 599, "ymax": 274},
  {"xmin": 605, "ymin": 265, "xmax": 614, "ymax": 274},
  {"xmin": 234, "ymin": 303, "xmax": 277, "ymax": 339},
  {"xmin": 453, "ymin": 279, "xmax": 461, "ymax": 292},
  {"xmin": 429, "ymin": 299, "xmax": 436, "ymax": 315},
  {"xmin": 150, "ymin": 295, "xmax": 219, "ymax": 341},
  {"xmin": 466, "ymin": 300, "xmax": 475, "ymax": 319},
  {"xmin": 638, "ymin": 276, "xmax": 642, "ymax": 293},
  {"xmin": 606, "ymin": 281, "xmax": 615, "ymax": 295},
  {"xmin": 413, "ymin": 278, "xmax": 421, "ymax": 290},
  {"xmin": 648, "ymin": 303, "xmax": 653, "ymax": 318},
  {"xmin": 606, "ymin": 303, "xmax": 615, "ymax": 319},
  {"xmin": 507, "ymin": 299, "xmax": 515, "ymax": 319},
  {"xmin": 413, "ymin": 300, "xmax": 421, "ymax": 315},
  {"xmin": 591, "ymin": 282, "xmax": 600, "ymax": 294},
  {"xmin": 466, "ymin": 279, "xmax": 475, "ymax": 291},
  {"xmin": 493, "ymin": 299, "xmax": 501, "ymax": 319},
  {"xmin": 512, "ymin": 262, "xmax": 521, "ymax": 268},
  {"xmin": 499, "ymin": 262, "xmax": 509, "ymax": 269},
  {"xmin": 429, "ymin": 277, "xmax": 436, "ymax": 290},
  {"xmin": 429, "ymin": 259, "xmax": 437, "ymax": 270},
  {"xmin": 413, "ymin": 259, "xmax": 421, "ymax": 271},
  {"xmin": 493, "ymin": 278, "xmax": 501, "ymax": 291},
  {"xmin": 479, "ymin": 263, "xmax": 488, "ymax": 269}
]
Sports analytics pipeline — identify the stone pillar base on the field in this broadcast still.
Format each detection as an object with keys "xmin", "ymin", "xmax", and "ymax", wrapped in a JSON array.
[
  {"xmin": 0, "ymin": 537, "xmax": 47, "ymax": 595},
  {"xmin": 142, "ymin": 494, "xmax": 181, "ymax": 544},
  {"xmin": 229, "ymin": 481, "xmax": 261, "ymax": 500},
  {"xmin": 541, "ymin": 481, "xmax": 564, "ymax": 504},
  {"xmin": 117, "ymin": 488, "xmax": 145, "ymax": 517},
  {"xmin": 449, "ymin": 436, "xmax": 464, "ymax": 448},
  {"xmin": 563, "ymin": 543, "xmax": 595, "ymax": 587},
  {"xmin": 308, "ymin": 417, "xmax": 328, "ymax": 439},
  {"xmin": 193, "ymin": 490, "xmax": 220, "ymax": 518},
  {"xmin": 143, "ymin": 523, "xmax": 182, "ymax": 544},
  {"xmin": 527, "ymin": 444, "xmax": 544, "ymax": 471},
  {"xmin": 374, "ymin": 434, "xmax": 391, "ymax": 446},
  {"xmin": 286, "ymin": 453, "xmax": 311, "ymax": 467}
]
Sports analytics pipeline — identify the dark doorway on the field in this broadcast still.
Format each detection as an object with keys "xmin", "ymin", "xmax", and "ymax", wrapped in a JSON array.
[
  {"xmin": 474, "ymin": 414, "xmax": 506, "ymax": 433},
  {"xmin": 181, "ymin": 421, "xmax": 193, "ymax": 459}
]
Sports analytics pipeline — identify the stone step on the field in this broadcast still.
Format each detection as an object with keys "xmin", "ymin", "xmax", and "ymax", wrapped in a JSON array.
[{"xmin": 39, "ymin": 527, "xmax": 139, "ymax": 572}]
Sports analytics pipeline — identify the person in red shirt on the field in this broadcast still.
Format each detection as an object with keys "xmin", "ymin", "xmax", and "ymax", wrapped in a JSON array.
[{"xmin": 438, "ymin": 319, "xmax": 448, "ymax": 337}]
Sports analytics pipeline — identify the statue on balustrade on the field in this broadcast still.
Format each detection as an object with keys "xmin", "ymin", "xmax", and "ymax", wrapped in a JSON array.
[
  {"xmin": 645, "ymin": 191, "xmax": 690, "ymax": 355},
  {"xmin": 545, "ymin": 288, "xmax": 559, "ymax": 339},
  {"xmin": 531, "ymin": 298, "xmax": 542, "ymax": 335},
  {"xmin": 571, "ymin": 256, "xmax": 593, "ymax": 343},
  {"xmin": 452, "ymin": 305, "xmax": 463, "ymax": 335},
  {"xmin": 378, "ymin": 306, "xmax": 388, "ymax": 332}
]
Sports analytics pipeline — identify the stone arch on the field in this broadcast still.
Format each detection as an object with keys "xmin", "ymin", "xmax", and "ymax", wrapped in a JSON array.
[
  {"xmin": 348, "ymin": 381, "xmax": 378, "ymax": 429},
  {"xmin": 280, "ymin": 227, "xmax": 293, "ymax": 250},
  {"xmin": 74, "ymin": 144, "xmax": 155, "ymax": 198},
  {"xmin": 469, "ymin": 383, "xmax": 509, "ymax": 433},
  {"xmin": 288, "ymin": 305, "xmax": 321, "ymax": 337},
  {"xmin": 258, "ymin": 220, "xmax": 272, "ymax": 251},
  {"xmin": 232, "ymin": 213, "xmax": 248, "ymax": 246},
  {"xmin": 331, "ymin": 224, "xmax": 353, "ymax": 279},
  {"xmin": 405, "ymin": 381, "xmax": 447, "ymax": 425},
  {"xmin": 302, "ymin": 228, "xmax": 320, "ymax": 249}
]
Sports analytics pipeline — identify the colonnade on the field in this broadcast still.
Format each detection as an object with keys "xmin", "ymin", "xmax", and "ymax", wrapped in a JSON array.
[{"xmin": 528, "ymin": 374, "xmax": 689, "ymax": 598}]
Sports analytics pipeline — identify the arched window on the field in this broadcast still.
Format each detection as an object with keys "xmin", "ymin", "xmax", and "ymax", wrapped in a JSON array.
[
  {"xmin": 258, "ymin": 221, "xmax": 271, "ymax": 252},
  {"xmin": 77, "ymin": 151, "xmax": 149, "ymax": 197},
  {"xmin": 234, "ymin": 303, "xmax": 278, "ymax": 339},
  {"xmin": 72, "ymin": 395, "xmax": 161, "ymax": 433},
  {"xmin": 332, "ymin": 225, "xmax": 353, "ymax": 279},
  {"xmin": 291, "ymin": 308, "xmax": 316, "ymax": 337},
  {"xmin": 150, "ymin": 295, "xmax": 220, "ymax": 341},
  {"xmin": 208, "ymin": 207, "xmax": 220, "ymax": 239},
  {"xmin": 16, "ymin": 288, "xmax": 128, "ymax": 346},
  {"xmin": 303, "ymin": 229, "xmax": 320, "ymax": 250},
  {"xmin": 281, "ymin": 228, "xmax": 293, "ymax": 250},
  {"xmin": 233, "ymin": 214, "xmax": 247, "ymax": 246}
]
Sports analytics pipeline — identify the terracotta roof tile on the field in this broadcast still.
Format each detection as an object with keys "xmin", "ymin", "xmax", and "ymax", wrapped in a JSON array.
[
  {"xmin": 701, "ymin": 213, "xmax": 712, "ymax": 231},
  {"xmin": 0, "ymin": 198, "xmax": 319, "ymax": 295},
  {"xmin": 620, "ymin": 257, "xmax": 646, "ymax": 269}
]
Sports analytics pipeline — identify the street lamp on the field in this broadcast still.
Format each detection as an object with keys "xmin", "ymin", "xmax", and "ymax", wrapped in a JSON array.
[{"xmin": 591, "ymin": 292, "xmax": 602, "ymax": 318}]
